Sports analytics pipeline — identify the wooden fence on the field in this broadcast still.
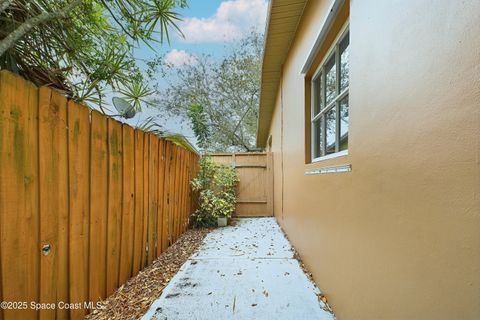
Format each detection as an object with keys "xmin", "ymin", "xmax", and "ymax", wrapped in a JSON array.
[
  {"xmin": 209, "ymin": 153, "xmax": 273, "ymax": 217},
  {"xmin": 0, "ymin": 71, "xmax": 199, "ymax": 319}
]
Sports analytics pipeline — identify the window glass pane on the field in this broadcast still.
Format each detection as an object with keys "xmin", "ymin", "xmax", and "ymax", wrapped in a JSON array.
[
  {"xmin": 340, "ymin": 32, "xmax": 349, "ymax": 92},
  {"xmin": 339, "ymin": 95, "xmax": 349, "ymax": 151},
  {"xmin": 325, "ymin": 108, "xmax": 336, "ymax": 154},
  {"xmin": 312, "ymin": 75, "xmax": 322, "ymax": 116},
  {"xmin": 325, "ymin": 55, "xmax": 336, "ymax": 105},
  {"xmin": 312, "ymin": 117, "xmax": 323, "ymax": 158}
]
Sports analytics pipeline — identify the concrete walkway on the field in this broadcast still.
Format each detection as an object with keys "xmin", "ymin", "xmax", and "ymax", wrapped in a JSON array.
[{"xmin": 142, "ymin": 218, "xmax": 335, "ymax": 320}]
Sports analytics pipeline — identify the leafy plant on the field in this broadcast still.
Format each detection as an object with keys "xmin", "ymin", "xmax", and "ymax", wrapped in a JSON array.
[
  {"xmin": 0, "ymin": 0, "xmax": 187, "ymax": 111},
  {"xmin": 187, "ymin": 104, "xmax": 210, "ymax": 150},
  {"xmin": 190, "ymin": 157, "xmax": 239, "ymax": 227}
]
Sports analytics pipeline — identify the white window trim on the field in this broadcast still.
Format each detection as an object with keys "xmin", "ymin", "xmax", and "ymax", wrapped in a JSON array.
[
  {"xmin": 311, "ymin": 149, "xmax": 348, "ymax": 163},
  {"xmin": 310, "ymin": 21, "xmax": 350, "ymax": 163}
]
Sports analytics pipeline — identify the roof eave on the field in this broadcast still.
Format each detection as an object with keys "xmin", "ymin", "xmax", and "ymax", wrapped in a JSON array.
[{"xmin": 256, "ymin": 0, "xmax": 308, "ymax": 148}]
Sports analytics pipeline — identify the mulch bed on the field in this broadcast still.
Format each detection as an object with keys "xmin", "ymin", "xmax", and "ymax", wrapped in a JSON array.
[{"xmin": 86, "ymin": 228, "xmax": 213, "ymax": 320}]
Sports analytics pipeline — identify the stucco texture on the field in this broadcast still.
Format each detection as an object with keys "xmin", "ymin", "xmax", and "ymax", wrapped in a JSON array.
[{"xmin": 266, "ymin": 0, "xmax": 480, "ymax": 319}]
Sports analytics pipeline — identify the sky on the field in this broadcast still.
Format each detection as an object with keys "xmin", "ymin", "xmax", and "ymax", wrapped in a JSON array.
[
  {"xmin": 149, "ymin": 0, "xmax": 268, "ymax": 62},
  {"xmin": 118, "ymin": 0, "xmax": 269, "ymax": 146}
]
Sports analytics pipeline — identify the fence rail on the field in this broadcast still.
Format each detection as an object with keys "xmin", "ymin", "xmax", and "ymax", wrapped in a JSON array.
[{"xmin": 0, "ymin": 71, "xmax": 199, "ymax": 319}]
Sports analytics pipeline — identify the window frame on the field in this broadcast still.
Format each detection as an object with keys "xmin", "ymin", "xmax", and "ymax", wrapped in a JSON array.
[{"xmin": 310, "ymin": 22, "xmax": 350, "ymax": 163}]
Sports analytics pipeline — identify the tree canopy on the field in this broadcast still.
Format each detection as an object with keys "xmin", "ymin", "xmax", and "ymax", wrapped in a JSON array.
[{"xmin": 155, "ymin": 31, "xmax": 263, "ymax": 152}]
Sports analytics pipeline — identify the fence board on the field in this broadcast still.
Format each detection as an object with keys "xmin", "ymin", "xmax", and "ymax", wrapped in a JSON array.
[
  {"xmin": 133, "ymin": 130, "xmax": 145, "ymax": 275},
  {"xmin": 179, "ymin": 150, "xmax": 186, "ymax": 237},
  {"xmin": 68, "ymin": 100, "xmax": 90, "ymax": 319},
  {"xmin": 119, "ymin": 125, "xmax": 135, "ymax": 285},
  {"xmin": 141, "ymin": 134, "xmax": 149, "ymax": 268},
  {"xmin": 172, "ymin": 148, "xmax": 180, "ymax": 242},
  {"xmin": 38, "ymin": 87, "xmax": 69, "ymax": 320},
  {"xmin": 161, "ymin": 142, "xmax": 171, "ymax": 252},
  {"xmin": 179, "ymin": 149, "xmax": 187, "ymax": 234},
  {"xmin": 53, "ymin": 92, "xmax": 70, "ymax": 320},
  {"xmin": 179, "ymin": 149, "xmax": 187, "ymax": 236},
  {"xmin": 184, "ymin": 151, "xmax": 191, "ymax": 232},
  {"xmin": 156, "ymin": 140, "xmax": 166, "ymax": 257},
  {"xmin": 147, "ymin": 135, "xmax": 157, "ymax": 264},
  {"xmin": 177, "ymin": 149, "xmax": 184, "ymax": 236},
  {"xmin": 168, "ymin": 145, "xmax": 177, "ymax": 245},
  {"xmin": 185, "ymin": 153, "xmax": 192, "ymax": 231},
  {"xmin": 106, "ymin": 119, "xmax": 123, "ymax": 296},
  {"xmin": 0, "ymin": 71, "xmax": 40, "ymax": 320},
  {"xmin": 88, "ymin": 110, "xmax": 108, "ymax": 304},
  {"xmin": 174, "ymin": 146, "xmax": 181, "ymax": 241},
  {"xmin": 152, "ymin": 137, "xmax": 160, "ymax": 259},
  {"xmin": 0, "ymin": 71, "xmax": 198, "ymax": 320}
]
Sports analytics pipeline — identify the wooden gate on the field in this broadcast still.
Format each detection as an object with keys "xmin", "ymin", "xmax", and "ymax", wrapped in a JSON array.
[{"xmin": 209, "ymin": 153, "xmax": 273, "ymax": 217}]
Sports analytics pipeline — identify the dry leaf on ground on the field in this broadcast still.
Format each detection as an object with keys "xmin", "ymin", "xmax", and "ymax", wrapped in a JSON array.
[{"xmin": 86, "ymin": 228, "xmax": 212, "ymax": 320}]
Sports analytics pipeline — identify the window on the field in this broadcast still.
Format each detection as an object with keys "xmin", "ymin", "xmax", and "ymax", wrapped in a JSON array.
[{"xmin": 311, "ymin": 28, "xmax": 349, "ymax": 161}]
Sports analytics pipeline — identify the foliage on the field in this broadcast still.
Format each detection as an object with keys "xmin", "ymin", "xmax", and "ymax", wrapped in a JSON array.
[
  {"xmin": 190, "ymin": 157, "xmax": 239, "ymax": 227},
  {"xmin": 153, "ymin": 31, "xmax": 264, "ymax": 152},
  {"xmin": 187, "ymin": 104, "xmax": 210, "ymax": 150},
  {"xmin": 135, "ymin": 115, "xmax": 164, "ymax": 135},
  {"xmin": 163, "ymin": 133, "xmax": 198, "ymax": 153},
  {"xmin": 0, "ymin": 0, "xmax": 187, "ymax": 111}
]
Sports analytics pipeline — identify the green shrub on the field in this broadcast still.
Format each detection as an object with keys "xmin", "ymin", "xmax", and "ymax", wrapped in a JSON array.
[{"xmin": 191, "ymin": 157, "xmax": 239, "ymax": 227}]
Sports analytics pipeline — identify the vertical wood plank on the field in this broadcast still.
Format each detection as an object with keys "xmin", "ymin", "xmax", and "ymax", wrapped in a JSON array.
[
  {"xmin": 106, "ymin": 119, "xmax": 122, "ymax": 296},
  {"xmin": 168, "ymin": 144, "xmax": 177, "ymax": 245},
  {"xmin": 174, "ymin": 147, "xmax": 182, "ymax": 241},
  {"xmin": 0, "ymin": 71, "xmax": 40, "ymax": 320},
  {"xmin": 89, "ymin": 111, "xmax": 108, "ymax": 304},
  {"xmin": 156, "ymin": 139, "xmax": 166, "ymax": 257},
  {"xmin": 192, "ymin": 154, "xmax": 199, "ymax": 216},
  {"xmin": 151, "ymin": 135, "xmax": 160, "ymax": 261},
  {"xmin": 67, "ymin": 100, "xmax": 90, "ymax": 319},
  {"xmin": 38, "ymin": 87, "xmax": 69, "ymax": 320},
  {"xmin": 132, "ymin": 130, "xmax": 144, "ymax": 274},
  {"xmin": 140, "ymin": 134, "xmax": 149, "ymax": 268},
  {"xmin": 173, "ymin": 149, "xmax": 180, "ymax": 241},
  {"xmin": 182, "ymin": 149, "xmax": 189, "ymax": 234},
  {"xmin": 178, "ymin": 149, "xmax": 185, "ymax": 236},
  {"xmin": 147, "ymin": 135, "xmax": 158, "ymax": 265},
  {"xmin": 266, "ymin": 152, "xmax": 274, "ymax": 216},
  {"xmin": 161, "ymin": 142, "xmax": 171, "ymax": 252},
  {"xmin": 185, "ymin": 152, "xmax": 191, "ymax": 233},
  {"xmin": 119, "ymin": 125, "xmax": 135, "ymax": 284},
  {"xmin": 184, "ymin": 152, "xmax": 192, "ymax": 232},
  {"xmin": 178, "ymin": 149, "xmax": 186, "ymax": 237},
  {"xmin": 176, "ymin": 149, "xmax": 183, "ymax": 237},
  {"xmin": 189, "ymin": 154, "xmax": 196, "ymax": 227},
  {"xmin": 185, "ymin": 151, "xmax": 191, "ymax": 232}
]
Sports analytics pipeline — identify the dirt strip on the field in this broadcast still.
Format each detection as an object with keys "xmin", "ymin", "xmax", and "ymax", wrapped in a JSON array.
[{"xmin": 86, "ymin": 228, "xmax": 212, "ymax": 320}]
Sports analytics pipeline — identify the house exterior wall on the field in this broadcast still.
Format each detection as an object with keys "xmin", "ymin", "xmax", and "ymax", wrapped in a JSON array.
[{"xmin": 267, "ymin": 0, "xmax": 480, "ymax": 319}]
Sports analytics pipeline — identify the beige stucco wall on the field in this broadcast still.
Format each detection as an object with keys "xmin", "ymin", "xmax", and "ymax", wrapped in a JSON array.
[{"xmin": 267, "ymin": 0, "xmax": 480, "ymax": 319}]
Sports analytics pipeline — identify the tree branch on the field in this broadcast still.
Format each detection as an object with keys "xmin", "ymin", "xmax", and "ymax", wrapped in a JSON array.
[
  {"xmin": 0, "ymin": 0, "xmax": 82, "ymax": 57},
  {"xmin": 99, "ymin": 0, "xmax": 136, "ymax": 40}
]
